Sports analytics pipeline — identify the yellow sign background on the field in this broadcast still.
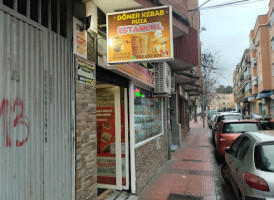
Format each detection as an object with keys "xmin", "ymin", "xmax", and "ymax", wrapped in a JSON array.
[{"xmin": 107, "ymin": 6, "xmax": 172, "ymax": 63}]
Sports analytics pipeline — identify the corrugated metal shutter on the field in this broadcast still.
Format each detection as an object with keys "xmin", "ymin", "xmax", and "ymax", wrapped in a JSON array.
[
  {"xmin": 43, "ymin": 30, "xmax": 72, "ymax": 200},
  {"xmin": 0, "ymin": 9, "xmax": 72, "ymax": 200}
]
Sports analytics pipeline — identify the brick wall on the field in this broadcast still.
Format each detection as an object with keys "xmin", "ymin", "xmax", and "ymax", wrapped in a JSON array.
[
  {"xmin": 159, "ymin": 0, "xmax": 188, "ymax": 20},
  {"xmin": 75, "ymin": 59, "xmax": 97, "ymax": 200}
]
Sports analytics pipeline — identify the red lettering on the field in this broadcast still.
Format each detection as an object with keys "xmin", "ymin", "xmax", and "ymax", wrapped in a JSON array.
[
  {"xmin": 118, "ymin": 27, "xmax": 123, "ymax": 35},
  {"xmin": 1, "ymin": 98, "xmax": 29, "ymax": 147},
  {"xmin": 128, "ymin": 26, "xmax": 133, "ymax": 33},
  {"xmin": 13, "ymin": 99, "xmax": 29, "ymax": 147},
  {"xmin": 0, "ymin": 99, "xmax": 11, "ymax": 147},
  {"xmin": 146, "ymin": 24, "xmax": 151, "ymax": 31},
  {"xmin": 139, "ymin": 25, "xmax": 146, "ymax": 32}
]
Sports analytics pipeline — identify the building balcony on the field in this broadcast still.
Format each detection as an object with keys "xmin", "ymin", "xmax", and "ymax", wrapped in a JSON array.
[
  {"xmin": 168, "ymin": 27, "xmax": 198, "ymax": 71},
  {"xmin": 235, "ymin": 76, "xmax": 251, "ymax": 94}
]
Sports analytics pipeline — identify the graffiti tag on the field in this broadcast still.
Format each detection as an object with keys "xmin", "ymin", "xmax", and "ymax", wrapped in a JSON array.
[{"xmin": 0, "ymin": 98, "xmax": 29, "ymax": 147}]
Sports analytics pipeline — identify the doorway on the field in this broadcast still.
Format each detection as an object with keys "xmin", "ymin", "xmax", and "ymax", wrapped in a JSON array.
[{"xmin": 96, "ymin": 84, "xmax": 129, "ymax": 190}]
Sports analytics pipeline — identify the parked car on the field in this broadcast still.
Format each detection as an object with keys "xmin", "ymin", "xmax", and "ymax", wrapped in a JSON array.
[
  {"xmin": 212, "ymin": 113, "xmax": 245, "ymax": 144},
  {"xmin": 229, "ymin": 110, "xmax": 241, "ymax": 114},
  {"xmin": 208, "ymin": 113, "xmax": 218, "ymax": 129},
  {"xmin": 247, "ymin": 113, "xmax": 273, "ymax": 130},
  {"xmin": 207, "ymin": 109, "xmax": 217, "ymax": 120},
  {"xmin": 221, "ymin": 131, "xmax": 274, "ymax": 200},
  {"xmin": 214, "ymin": 120, "xmax": 262, "ymax": 162}
]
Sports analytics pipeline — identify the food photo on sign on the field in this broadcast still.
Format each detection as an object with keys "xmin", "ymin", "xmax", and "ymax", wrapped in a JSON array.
[
  {"xmin": 96, "ymin": 107, "xmax": 117, "ymax": 185},
  {"xmin": 107, "ymin": 6, "xmax": 173, "ymax": 64}
]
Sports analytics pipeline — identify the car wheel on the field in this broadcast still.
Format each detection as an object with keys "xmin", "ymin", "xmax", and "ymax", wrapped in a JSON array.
[
  {"xmin": 215, "ymin": 151, "xmax": 223, "ymax": 164},
  {"xmin": 221, "ymin": 164, "xmax": 230, "ymax": 184},
  {"xmin": 212, "ymin": 133, "xmax": 216, "ymax": 147},
  {"xmin": 238, "ymin": 189, "xmax": 244, "ymax": 200}
]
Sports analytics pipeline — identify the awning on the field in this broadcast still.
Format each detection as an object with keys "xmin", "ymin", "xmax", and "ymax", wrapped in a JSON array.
[{"xmin": 257, "ymin": 90, "xmax": 274, "ymax": 98}]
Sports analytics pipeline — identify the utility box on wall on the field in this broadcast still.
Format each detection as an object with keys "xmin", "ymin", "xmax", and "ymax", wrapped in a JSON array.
[{"xmin": 154, "ymin": 62, "xmax": 172, "ymax": 94}]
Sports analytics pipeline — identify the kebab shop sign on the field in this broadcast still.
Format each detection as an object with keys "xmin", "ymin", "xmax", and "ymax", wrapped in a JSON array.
[{"xmin": 107, "ymin": 6, "xmax": 173, "ymax": 64}]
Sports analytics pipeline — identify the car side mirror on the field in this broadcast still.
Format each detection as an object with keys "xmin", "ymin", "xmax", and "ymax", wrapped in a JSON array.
[{"xmin": 225, "ymin": 147, "xmax": 231, "ymax": 154}]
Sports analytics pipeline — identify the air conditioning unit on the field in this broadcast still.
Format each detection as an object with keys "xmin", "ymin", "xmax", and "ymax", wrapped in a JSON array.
[
  {"xmin": 250, "ymin": 44, "xmax": 254, "ymax": 50},
  {"xmin": 251, "ymin": 76, "xmax": 258, "ymax": 86},
  {"xmin": 170, "ymin": 75, "xmax": 175, "ymax": 93},
  {"xmin": 154, "ymin": 62, "xmax": 172, "ymax": 94},
  {"xmin": 255, "ymin": 40, "xmax": 259, "ymax": 46},
  {"xmin": 251, "ymin": 58, "xmax": 257, "ymax": 67}
]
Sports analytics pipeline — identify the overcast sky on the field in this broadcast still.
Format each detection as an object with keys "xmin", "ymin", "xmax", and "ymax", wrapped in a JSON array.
[{"xmin": 199, "ymin": 0, "xmax": 270, "ymax": 87}]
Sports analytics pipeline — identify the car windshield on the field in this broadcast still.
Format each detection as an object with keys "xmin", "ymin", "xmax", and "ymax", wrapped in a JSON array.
[
  {"xmin": 250, "ymin": 114, "xmax": 262, "ymax": 119},
  {"xmin": 254, "ymin": 142, "xmax": 274, "ymax": 172},
  {"xmin": 222, "ymin": 123, "xmax": 261, "ymax": 133},
  {"xmin": 217, "ymin": 115, "xmax": 244, "ymax": 122}
]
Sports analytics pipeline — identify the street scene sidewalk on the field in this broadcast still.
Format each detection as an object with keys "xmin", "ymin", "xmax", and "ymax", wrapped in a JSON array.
[
  {"xmin": 138, "ymin": 117, "xmax": 228, "ymax": 200},
  {"xmin": 101, "ymin": 117, "xmax": 236, "ymax": 200}
]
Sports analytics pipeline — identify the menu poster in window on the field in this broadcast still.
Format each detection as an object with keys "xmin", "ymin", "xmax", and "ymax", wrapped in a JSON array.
[
  {"xmin": 97, "ymin": 107, "xmax": 116, "ymax": 185},
  {"xmin": 121, "ymin": 106, "xmax": 126, "ymax": 186}
]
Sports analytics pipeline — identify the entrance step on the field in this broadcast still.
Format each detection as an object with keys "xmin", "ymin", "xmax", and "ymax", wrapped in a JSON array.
[
  {"xmin": 171, "ymin": 144, "xmax": 179, "ymax": 152},
  {"xmin": 98, "ymin": 190, "xmax": 139, "ymax": 200}
]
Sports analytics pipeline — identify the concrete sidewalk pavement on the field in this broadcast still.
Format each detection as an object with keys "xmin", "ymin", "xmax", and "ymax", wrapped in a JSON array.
[{"xmin": 139, "ymin": 117, "xmax": 223, "ymax": 200}]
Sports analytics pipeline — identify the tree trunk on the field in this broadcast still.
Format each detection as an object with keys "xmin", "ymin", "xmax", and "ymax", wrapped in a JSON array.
[{"xmin": 194, "ymin": 105, "xmax": 197, "ymax": 123}]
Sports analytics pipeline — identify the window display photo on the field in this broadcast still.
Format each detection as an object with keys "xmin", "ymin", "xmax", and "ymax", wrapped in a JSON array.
[{"xmin": 134, "ymin": 86, "xmax": 163, "ymax": 144}]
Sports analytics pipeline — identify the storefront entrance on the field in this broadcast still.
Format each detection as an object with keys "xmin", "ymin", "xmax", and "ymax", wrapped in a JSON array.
[{"xmin": 96, "ymin": 84, "xmax": 129, "ymax": 190}]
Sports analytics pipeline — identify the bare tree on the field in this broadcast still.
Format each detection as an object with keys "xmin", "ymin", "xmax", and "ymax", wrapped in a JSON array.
[{"xmin": 201, "ymin": 52, "xmax": 220, "ymax": 112}]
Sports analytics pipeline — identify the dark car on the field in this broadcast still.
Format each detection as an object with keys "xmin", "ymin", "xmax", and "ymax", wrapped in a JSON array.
[{"xmin": 247, "ymin": 114, "xmax": 273, "ymax": 130}]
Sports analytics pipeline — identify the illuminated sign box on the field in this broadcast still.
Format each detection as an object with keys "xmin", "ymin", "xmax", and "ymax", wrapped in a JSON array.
[{"xmin": 107, "ymin": 6, "xmax": 173, "ymax": 64}]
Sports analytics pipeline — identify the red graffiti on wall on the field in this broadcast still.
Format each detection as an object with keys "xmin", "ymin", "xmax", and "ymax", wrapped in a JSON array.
[{"xmin": 0, "ymin": 98, "xmax": 30, "ymax": 147}]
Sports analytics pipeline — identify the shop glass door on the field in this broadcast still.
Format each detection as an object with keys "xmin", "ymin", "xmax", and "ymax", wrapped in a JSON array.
[{"xmin": 96, "ymin": 85, "xmax": 129, "ymax": 190}]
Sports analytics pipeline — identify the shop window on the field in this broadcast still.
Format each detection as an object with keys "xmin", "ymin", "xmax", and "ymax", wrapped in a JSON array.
[
  {"xmin": 134, "ymin": 87, "xmax": 163, "ymax": 144},
  {"xmin": 260, "ymin": 103, "xmax": 266, "ymax": 114},
  {"xmin": 271, "ymin": 37, "xmax": 274, "ymax": 51}
]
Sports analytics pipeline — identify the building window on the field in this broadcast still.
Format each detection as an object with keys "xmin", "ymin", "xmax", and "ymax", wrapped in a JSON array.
[
  {"xmin": 270, "ymin": 9, "xmax": 274, "ymax": 27},
  {"xmin": 272, "ymin": 37, "xmax": 274, "ymax": 51},
  {"xmin": 259, "ymin": 73, "xmax": 262, "ymax": 84},
  {"xmin": 272, "ymin": 63, "xmax": 274, "ymax": 76},
  {"xmin": 1, "ymin": 0, "xmax": 67, "ymax": 38},
  {"xmin": 134, "ymin": 87, "xmax": 163, "ymax": 144}
]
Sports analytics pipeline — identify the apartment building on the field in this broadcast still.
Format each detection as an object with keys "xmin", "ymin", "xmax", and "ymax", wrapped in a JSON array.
[
  {"xmin": 233, "ymin": 49, "xmax": 253, "ymax": 116},
  {"xmin": 249, "ymin": 0, "xmax": 274, "ymax": 117},
  {"xmin": 210, "ymin": 93, "xmax": 235, "ymax": 112}
]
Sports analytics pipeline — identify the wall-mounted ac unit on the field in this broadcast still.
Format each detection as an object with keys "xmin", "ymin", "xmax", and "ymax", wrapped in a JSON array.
[
  {"xmin": 251, "ymin": 76, "xmax": 258, "ymax": 86},
  {"xmin": 154, "ymin": 62, "xmax": 172, "ymax": 94},
  {"xmin": 170, "ymin": 75, "xmax": 175, "ymax": 93},
  {"xmin": 250, "ymin": 44, "xmax": 254, "ymax": 50},
  {"xmin": 251, "ymin": 58, "xmax": 257, "ymax": 67}
]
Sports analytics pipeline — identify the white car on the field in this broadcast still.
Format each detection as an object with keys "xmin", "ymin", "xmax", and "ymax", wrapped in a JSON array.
[{"xmin": 222, "ymin": 131, "xmax": 274, "ymax": 200}]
